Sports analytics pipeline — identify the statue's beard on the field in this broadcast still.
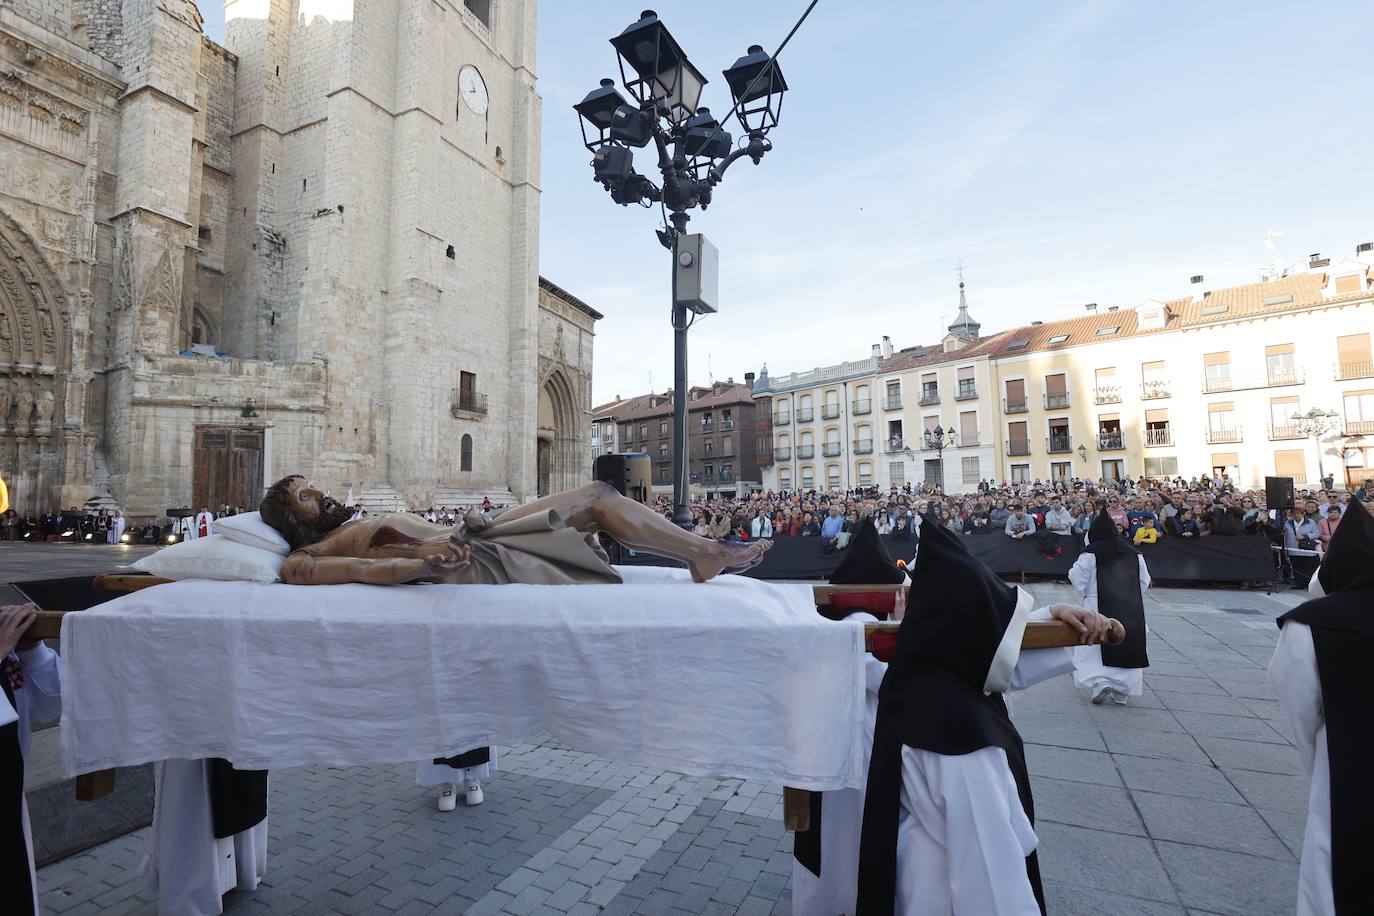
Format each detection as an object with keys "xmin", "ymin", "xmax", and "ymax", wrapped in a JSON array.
[{"xmin": 315, "ymin": 497, "xmax": 355, "ymax": 533}]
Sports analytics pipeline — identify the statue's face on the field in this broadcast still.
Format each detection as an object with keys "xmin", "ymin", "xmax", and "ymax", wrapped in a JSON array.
[{"xmin": 284, "ymin": 478, "xmax": 353, "ymax": 533}]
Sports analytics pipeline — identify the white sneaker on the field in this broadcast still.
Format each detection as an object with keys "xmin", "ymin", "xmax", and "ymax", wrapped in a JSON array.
[
  {"xmin": 465, "ymin": 780, "xmax": 484, "ymax": 806},
  {"xmin": 437, "ymin": 785, "xmax": 457, "ymax": 812},
  {"xmin": 1090, "ymin": 684, "xmax": 1112, "ymax": 705},
  {"xmin": 1111, "ymin": 690, "xmax": 1129, "ymax": 705}
]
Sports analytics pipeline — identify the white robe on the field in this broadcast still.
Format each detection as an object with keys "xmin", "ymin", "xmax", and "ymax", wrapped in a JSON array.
[
  {"xmin": 894, "ymin": 611, "xmax": 1075, "ymax": 916},
  {"xmin": 194, "ymin": 512, "xmax": 215, "ymax": 539},
  {"xmin": 3, "ymin": 643, "xmax": 62, "ymax": 916},
  {"xmin": 1068, "ymin": 551, "xmax": 1151, "ymax": 697},
  {"xmin": 108, "ymin": 516, "xmax": 126, "ymax": 545},
  {"xmin": 1268, "ymin": 619, "xmax": 1334, "ymax": 916},
  {"xmin": 792, "ymin": 612, "xmax": 887, "ymax": 916},
  {"xmin": 143, "ymin": 760, "xmax": 268, "ymax": 916}
]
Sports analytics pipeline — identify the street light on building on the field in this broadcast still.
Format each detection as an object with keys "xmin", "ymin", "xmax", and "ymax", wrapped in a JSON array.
[
  {"xmin": 923, "ymin": 425, "xmax": 957, "ymax": 491},
  {"xmin": 1288, "ymin": 408, "xmax": 1341, "ymax": 484},
  {"xmin": 574, "ymin": 10, "xmax": 791, "ymax": 527}
]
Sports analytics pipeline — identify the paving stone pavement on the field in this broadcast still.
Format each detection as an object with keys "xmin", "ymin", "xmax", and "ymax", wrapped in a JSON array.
[{"xmin": 35, "ymin": 582, "xmax": 1310, "ymax": 915}]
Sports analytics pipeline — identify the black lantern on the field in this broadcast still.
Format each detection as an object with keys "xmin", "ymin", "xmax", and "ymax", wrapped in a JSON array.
[
  {"xmin": 722, "ymin": 44, "xmax": 787, "ymax": 135},
  {"xmin": 574, "ymin": 78, "xmax": 630, "ymax": 150},
  {"xmin": 680, "ymin": 108, "xmax": 733, "ymax": 160},
  {"xmin": 610, "ymin": 10, "xmax": 706, "ymax": 124}
]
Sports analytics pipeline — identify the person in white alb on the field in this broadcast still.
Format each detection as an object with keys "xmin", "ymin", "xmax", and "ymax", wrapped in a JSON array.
[{"xmin": 1070, "ymin": 506, "xmax": 1152, "ymax": 705}]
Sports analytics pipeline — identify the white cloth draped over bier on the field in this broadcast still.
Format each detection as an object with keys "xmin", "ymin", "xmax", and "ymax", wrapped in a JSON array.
[{"xmin": 59, "ymin": 567, "xmax": 867, "ymax": 789}]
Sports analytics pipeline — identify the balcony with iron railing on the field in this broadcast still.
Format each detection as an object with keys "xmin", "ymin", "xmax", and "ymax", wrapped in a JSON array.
[
  {"xmin": 796, "ymin": 408, "xmax": 815, "ymax": 423},
  {"xmin": 822, "ymin": 442, "xmax": 843, "ymax": 457},
  {"xmin": 1205, "ymin": 426, "xmax": 1243, "ymax": 444},
  {"xmin": 796, "ymin": 444, "xmax": 815, "ymax": 459},
  {"xmin": 852, "ymin": 398, "xmax": 872, "ymax": 415},
  {"xmin": 821, "ymin": 404, "xmax": 841, "ymax": 420},
  {"xmin": 853, "ymin": 438, "xmax": 874, "ymax": 454},
  {"xmin": 1046, "ymin": 434, "xmax": 1073, "ymax": 454},
  {"xmin": 774, "ymin": 446, "xmax": 792, "ymax": 461},
  {"xmin": 955, "ymin": 383, "xmax": 978, "ymax": 401},
  {"xmin": 858, "ymin": 475, "xmax": 874, "ymax": 487},
  {"xmin": 1337, "ymin": 360, "xmax": 1374, "ymax": 381},
  {"xmin": 1201, "ymin": 369, "xmax": 1304, "ymax": 394},
  {"xmin": 700, "ymin": 420, "xmax": 713, "ymax": 433},
  {"xmin": 1044, "ymin": 393, "xmax": 1071, "ymax": 410},
  {"xmin": 719, "ymin": 418, "xmax": 734, "ymax": 431},
  {"xmin": 1097, "ymin": 432, "xmax": 1124, "ymax": 450},
  {"xmin": 1094, "ymin": 386, "xmax": 1121, "ymax": 405},
  {"xmin": 1344, "ymin": 419, "xmax": 1374, "ymax": 434},
  {"xmin": 450, "ymin": 389, "xmax": 489, "ymax": 417},
  {"xmin": 1003, "ymin": 398, "xmax": 1028, "ymax": 414},
  {"xmin": 919, "ymin": 390, "xmax": 940, "ymax": 406},
  {"xmin": 1007, "ymin": 439, "xmax": 1032, "ymax": 456},
  {"xmin": 1140, "ymin": 379, "xmax": 1171, "ymax": 400},
  {"xmin": 1144, "ymin": 426, "xmax": 1172, "ymax": 447},
  {"xmin": 884, "ymin": 396, "xmax": 903, "ymax": 410},
  {"xmin": 884, "ymin": 436, "xmax": 907, "ymax": 454},
  {"xmin": 1268, "ymin": 424, "xmax": 1303, "ymax": 440},
  {"xmin": 773, "ymin": 412, "xmax": 791, "ymax": 426}
]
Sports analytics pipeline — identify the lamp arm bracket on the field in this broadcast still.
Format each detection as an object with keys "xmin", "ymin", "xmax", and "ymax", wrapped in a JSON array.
[{"xmin": 708, "ymin": 135, "xmax": 771, "ymax": 185}]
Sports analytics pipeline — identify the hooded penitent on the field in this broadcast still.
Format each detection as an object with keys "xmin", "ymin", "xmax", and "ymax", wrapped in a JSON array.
[
  {"xmin": 856, "ymin": 517, "xmax": 1043, "ymax": 915},
  {"xmin": 1084, "ymin": 506, "xmax": 1148, "ymax": 669},
  {"xmin": 1277, "ymin": 505, "xmax": 1374, "ymax": 915}
]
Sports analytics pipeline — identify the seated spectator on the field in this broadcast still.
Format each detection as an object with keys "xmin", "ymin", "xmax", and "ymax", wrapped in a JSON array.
[
  {"xmin": 1317, "ymin": 505, "xmax": 1342, "ymax": 548},
  {"xmin": 1165, "ymin": 507, "xmax": 1199, "ymax": 538},
  {"xmin": 139, "ymin": 518, "xmax": 164, "ymax": 544},
  {"xmin": 1133, "ymin": 516, "xmax": 1160, "ymax": 545},
  {"xmin": 988, "ymin": 498, "xmax": 1011, "ymax": 530},
  {"xmin": 1004, "ymin": 505, "xmax": 1035, "ymax": 539},
  {"xmin": 1282, "ymin": 507, "xmax": 1320, "ymax": 552},
  {"xmin": 1042, "ymin": 496, "xmax": 1075, "ymax": 537},
  {"xmin": 800, "ymin": 512, "xmax": 821, "ymax": 537},
  {"xmin": 1106, "ymin": 496, "xmax": 1129, "ymax": 534}
]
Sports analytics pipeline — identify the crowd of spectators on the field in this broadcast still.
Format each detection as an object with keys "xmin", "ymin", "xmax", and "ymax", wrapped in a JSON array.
[{"xmin": 0, "ymin": 503, "xmax": 250, "ymax": 545}]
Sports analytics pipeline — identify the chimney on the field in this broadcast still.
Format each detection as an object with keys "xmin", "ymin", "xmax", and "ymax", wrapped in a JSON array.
[
  {"xmin": 1030, "ymin": 320, "xmax": 1042, "ymax": 326},
  {"xmin": 1309, "ymin": 252, "xmax": 1329, "ymax": 269},
  {"xmin": 1084, "ymin": 303, "xmax": 1097, "ymax": 312},
  {"xmin": 871, "ymin": 343, "xmax": 881, "ymax": 358},
  {"xmin": 1107, "ymin": 305, "xmax": 1119, "ymax": 312},
  {"xmin": 744, "ymin": 372, "xmax": 755, "ymax": 386},
  {"xmin": 880, "ymin": 335, "xmax": 893, "ymax": 358},
  {"xmin": 1357, "ymin": 242, "xmax": 1372, "ymax": 255},
  {"xmin": 1190, "ymin": 275, "xmax": 1205, "ymax": 303}
]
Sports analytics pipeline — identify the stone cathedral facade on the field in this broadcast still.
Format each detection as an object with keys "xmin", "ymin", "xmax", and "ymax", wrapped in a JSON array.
[{"xmin": 0, "ymin": 0, "xmax": 596, "ymax": 516}]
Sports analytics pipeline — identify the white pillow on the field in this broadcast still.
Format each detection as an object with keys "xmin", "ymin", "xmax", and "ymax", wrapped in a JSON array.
[
  {"xmin": 130, "ymin": 534, "xmax": 284, "ymax": 583},
  {"xmin": 213, "ymin": 511, "xmax": 291, "ymax": 556}
]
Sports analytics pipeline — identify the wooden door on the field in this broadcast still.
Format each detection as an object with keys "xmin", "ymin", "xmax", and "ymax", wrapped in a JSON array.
[{"xmin": 194, "ymin": 427, "xmax": 265, "ymax": 510}]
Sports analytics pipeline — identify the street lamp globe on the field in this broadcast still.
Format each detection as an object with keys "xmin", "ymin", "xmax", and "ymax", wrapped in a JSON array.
[
  {"xmin": 609, "ymin": 10, "xmax": 707, "ymax": 124},
  {"xmin": 722, "ymin": 44, "xmax": 788, "ymax": 135}
]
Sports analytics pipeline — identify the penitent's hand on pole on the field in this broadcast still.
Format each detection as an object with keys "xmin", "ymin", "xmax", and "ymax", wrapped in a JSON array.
[
  {"xmin": 1048, "ymin": 604, "xmax": 1114, "ymax": 645},
  {"xmin": 0, "ymin": 603, "xmax": 39, "ymax": 654}
]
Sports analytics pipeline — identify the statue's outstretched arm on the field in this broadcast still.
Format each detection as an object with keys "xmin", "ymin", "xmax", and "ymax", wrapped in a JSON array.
[{"xmin": 282, "ymin": 553, "xmax": 426, "ymax": 586}]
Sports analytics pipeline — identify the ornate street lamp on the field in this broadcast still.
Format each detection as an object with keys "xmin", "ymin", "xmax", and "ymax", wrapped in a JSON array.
[
  {"xmin": 923, "ymin": 425, "xmax": 957, "ymax": 492},
  {"xmin": 1289, "ymin": 408, "xmax": 1341, "ymax": 485},
  {"xmin": 574, "ymin": 9, "xmax": 794, "ymax": 527}
]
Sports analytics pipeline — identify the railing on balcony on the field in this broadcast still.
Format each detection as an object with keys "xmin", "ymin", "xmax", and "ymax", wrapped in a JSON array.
[
  {"xmin": 1003, "ymin": 398, "xmax": 1028, "ymax": 413},
  {"xmin": 821, "ymin": 404, "xmax": 841, "ymax": 420},
  {"xmin": 1346, "ymin": 419, "xmax": 1374, "ymax": 435},
  {"xmin": 1094, "ymin": 386, "xmax": 1121, "ymax": 405},
  {"xmin": 700, "ymin": 420, "xmax": 714, "ymax": 433},
  {"xmin": 796, "ymin": 408, "xmax": 815, "ymax": 423},
  {"xmin": 857, "ymin": 475, "xmax": 874, "ymax": 487},
  {"xmin": 774, "ymin": 446, "xmax": 792, "ymax": 461},
  {"xmin": 853, "ymin": 438, "xmax": 874, "ymax": 454},
  {"xmin": 1007, "ymin": 439, "xmax": 1032, "ymax": 456},
  {"xmin": 1268, "ymin": 424, "xmax": 1303, "ymax": 440},
  {"xmin": 1205, "ymin": 426, "xmax": 1243, "ymax": 444},
  {"xmin": 1044, "ymin": 393, "xmax": 1071, "ymax": 410},
  {"xmin": 720, "ymin": 418, "xmax": 734, "ymax": 431},
  {"xmin": 450, "ymin": 389, "xmax": 489, "ymax": 416},
  {"xmin": 1098, "ymin": 432, "xmax": 1124, "ymax": 450},
  {"xmin": 822, "ymin": 442, "xmax": 842, "ymax": 457},
  {"xmin": 884, "ymin": 396, "xmax": 903, "ymax": 410},
  {"xmin": 852, "ymin": 398, "xmax": 872, "ymax": 415},
  {"xmin": 1337, "ymin": 360, "xmax": 1374, "ymax": 381},
  {"xmin": 1201, "ymin": 369, "xmax": 1304, "ymax": 394},
  {"xmin": 919, "ymin": 391, "xmax": 940, "ymax": 406},
  {"xmin": 796, "ymin": 445, "xmax": 815, "ymax": 459},
  {"xmin": 1140, "ymin": 380, "xmax": 1170, "ymax": 400},
  {"xmin": 1144, "ymin": 427, "xmax": 1172, "ymax": 447},
  {"xmin": 773, "ymin": 412, "xmax": 791, "ymax": 426},
  {"xmin": 1046, "ymin": 434, "xmax": 1073, "ymax": 454},
  {"xmin": 884, "ymin": 437, "xmax": 907, "ymax": 454},
  {"xmin": 955, "ymin": 384, "xmax": 978, "ymax": 401}
]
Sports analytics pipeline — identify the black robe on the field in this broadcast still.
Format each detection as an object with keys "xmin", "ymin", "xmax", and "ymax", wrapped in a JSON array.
[
  {"xmin": 1, "ymin": 664, "xmax": 35, "ymax": 916},
  {"xmin": 1275, "ymin": 506, "xmax": 1374, "ymax": 915},
  {"xmin": 1084, "ymin": 509, "xmax": 1148, "ymax": 669},
  {"xmin": 856, "ymin": 519, "xmax": 1045, "ymax": 915}
]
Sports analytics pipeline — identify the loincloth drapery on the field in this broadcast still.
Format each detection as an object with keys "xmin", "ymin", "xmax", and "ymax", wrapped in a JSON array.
[{"xmin": 444, "ymin": 508, "xmax": 622, "ymax": 586}]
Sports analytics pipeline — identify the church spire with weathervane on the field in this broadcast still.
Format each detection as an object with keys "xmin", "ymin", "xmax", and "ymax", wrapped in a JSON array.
[{"xmin": 944, "ymin": 265, "xmax": 981, "ymax": 349}]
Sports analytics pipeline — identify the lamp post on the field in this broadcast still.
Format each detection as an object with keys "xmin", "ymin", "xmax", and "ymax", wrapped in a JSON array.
[
  {"xmin": 923, "ymin": 425, "xmax": 957, "ymax": 492},
  {"xmin": 1289, "ymin": 408, "xmax": 1341, "ymax": 485},
  {"xmin": 575, "ymin": 10, "xmax": 790, "ymax": 527}
]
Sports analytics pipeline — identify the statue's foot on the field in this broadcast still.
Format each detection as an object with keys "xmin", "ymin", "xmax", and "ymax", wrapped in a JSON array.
[{"xmin": 689, "ymin": 539, "xmax": 774, "ymax": 583}]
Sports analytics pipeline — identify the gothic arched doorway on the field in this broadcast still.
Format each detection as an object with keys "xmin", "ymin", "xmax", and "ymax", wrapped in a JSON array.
[{"xmin": 537, "ymin": 370, "xmax": 579, "ymax": 497}]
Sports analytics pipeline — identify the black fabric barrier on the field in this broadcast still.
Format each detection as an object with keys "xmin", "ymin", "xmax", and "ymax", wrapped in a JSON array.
[{"xmin": 619, "ymin": 534, "xmax": 1276, "ymax": 586}]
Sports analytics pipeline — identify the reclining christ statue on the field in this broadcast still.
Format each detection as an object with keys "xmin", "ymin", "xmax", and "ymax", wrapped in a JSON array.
[{"xmin": 259, "ymin": 475, "xmax": 772, "ymax": 586}]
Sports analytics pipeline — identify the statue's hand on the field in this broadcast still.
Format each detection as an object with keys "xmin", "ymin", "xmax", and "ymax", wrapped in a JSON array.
[{"xmin": 425, "ymin": 544, "xmax": 471, "ymax": 575}]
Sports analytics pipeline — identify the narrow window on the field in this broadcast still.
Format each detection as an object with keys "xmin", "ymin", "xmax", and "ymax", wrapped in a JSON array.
[{"xmin": 460, "ymin": 434, "xmax": 473, "ymax": 472}]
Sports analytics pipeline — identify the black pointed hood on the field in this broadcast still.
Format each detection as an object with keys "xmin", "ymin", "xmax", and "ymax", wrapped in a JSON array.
[
  {"xmin": 1086, "ymin": 505, "xmax": 1136, "ymax": 559},
  {"xmin": 897, "ymin": 516, "xmax": 1024, "ymax": 692},
  {"xmin": 1318, "ymin": 505, "xmax": 1374, "ymax": 595},
  {"xmin": 1088, "ymin": 506, "xmax": 1118, "ymax": 543},
  {"xmin": 830, "ymin": 517, "xmax": 904, "ymax": 586}
]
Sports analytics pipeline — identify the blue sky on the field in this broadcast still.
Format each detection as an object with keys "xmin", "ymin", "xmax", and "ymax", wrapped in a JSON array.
[{"xmin": 202, "ymin": 1, "xmax": 1373, "ymax": 406}]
